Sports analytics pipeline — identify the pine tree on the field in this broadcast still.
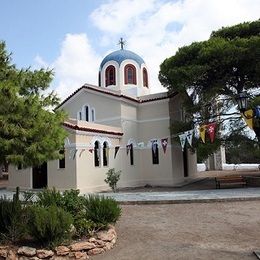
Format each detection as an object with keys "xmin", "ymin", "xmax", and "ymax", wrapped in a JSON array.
[{"xmin": 0, "ymin": 41, "xmax": 67, "ymax": 167}]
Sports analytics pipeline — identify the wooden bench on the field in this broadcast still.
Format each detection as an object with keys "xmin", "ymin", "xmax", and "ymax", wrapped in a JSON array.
[{"xmin": 215, "ymin": 176, "xmax": 247, "ymax": 189}]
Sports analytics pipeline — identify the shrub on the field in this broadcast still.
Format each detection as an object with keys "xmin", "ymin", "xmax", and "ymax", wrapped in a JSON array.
[
  {"xmin": 62, "ymin": 189, "xmax": 85, "ymax": 218},
  {"xmin": 104, "ymin": 168, "xmax": 121, "ymax": 192},
  {"xmin": 27, "ymin": 205, "xmax": 73, "ymax": 248},
  {"xmin": 36, "ymin": 188, "xmax": 63, "ymax": 208},
  {"xmin": 84, "ymin": 195, "xmax": 121, "ymax": 229},
  {"xmin": 0, "ymin": 187, "xmax": 27, "ymax": 242}
]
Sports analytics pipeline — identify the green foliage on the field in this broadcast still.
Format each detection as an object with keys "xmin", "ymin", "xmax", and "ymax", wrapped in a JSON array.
[
  {"xmin": 36, "ymin": 188, "xmax": 63, "ymax": 208},
  {"xmin": 0, "ymin": 187, "xmax": 27, "ymax": 242},
  {"xmin": 225, "ymin": 134, "xmax": 260, "ymax": 163},
  {"xmin": 27, "ymin": 205, "xmax": 73, "ymax": 248},
  {"xmin": 73, "ymin": 218, "xmax": 97, "ymax": 237},
  {"xmin": 84, "ymin": 195, "xmax": 121, "ymax": 229},
  {"xmin": 159, "ymin": 20, "xmax": 260, "ymax": 158},
  {"xmin": 0, "ymin": 41, "xmax": 67, "ymax": 167},
  {"xmin": 104, "ymin": 168, "xmax": 121, "ymax": 192}
]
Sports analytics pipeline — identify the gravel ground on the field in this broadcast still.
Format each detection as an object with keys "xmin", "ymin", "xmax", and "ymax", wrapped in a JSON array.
[{"xmin": 94, "ymin": 201, "xmax": 260, "ymax": 260}]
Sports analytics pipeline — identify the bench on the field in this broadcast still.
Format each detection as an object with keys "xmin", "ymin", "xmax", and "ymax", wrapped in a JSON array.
[{"xmin": 215, "ymin": 176, "xmax": 247, "ymax": 189}]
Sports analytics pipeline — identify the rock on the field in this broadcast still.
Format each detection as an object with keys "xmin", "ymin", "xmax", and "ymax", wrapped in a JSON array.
[
  {"xmin": 111, "ymin": 237, "xmax": 117, "ymax": 245},
  {"xmin": 94, "ymin": 239, "xmax": 106, "ymax": 247},
  {"xmin": 17, "ymin": 247, "xmax": 36, "ymax": 257},
  {"xmin": 96, "ymin": 228, "xmax": 116, "ymax": 242},
  {"xmin": 18, "ymin": 257, "xmax": 39, "ymax": 260},
  {"xmin": 55, "ymin": 246, "xmax": 70, "ymax": 256},
  {"xmin": 70, "ymin": 242, "xmax": 96, "ymax": 251},
  {"xmin": 36, "ymin": 249, "xmax": 54, "ymax": 259},
  {"xmin": 0, "ymin": 248, "xmax": 8, "ymax": 258},
  {"xmin": 88, "ymin": 237, "xmax": 96, "ymax": 243},
  {"xmin": 104, "ymin": 242, "xmax": 114, "ymax": 251},
  {"xmin": 7, "ymin": 249, "xmax": 18, "ymax": 260},
  {"xmin": 87, "ymin": 248, "xmax": 104, "ymax": 256},
  {"xmin": 50, "ymin": 257, "xmax": 70, "ymax": 260},
  {"xmin": 74, "ymin": 251, "xmax": 89, "ymax": 259}
]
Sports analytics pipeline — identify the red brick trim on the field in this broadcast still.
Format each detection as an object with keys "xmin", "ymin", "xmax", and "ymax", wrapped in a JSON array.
[{"xmin": 63, "ymin": 122, "xmax": 123, "ymax": 136}]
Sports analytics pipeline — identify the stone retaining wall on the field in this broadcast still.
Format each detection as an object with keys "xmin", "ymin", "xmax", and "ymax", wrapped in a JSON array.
[{"xmin": 0, "ymin": 226, "xmax": 116, "ymax": 260}]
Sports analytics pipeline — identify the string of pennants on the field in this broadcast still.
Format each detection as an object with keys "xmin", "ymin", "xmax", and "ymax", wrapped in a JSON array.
[
  {"xmin": 67, "ymin": 122, "xmax": 218, "ymax": 160},
  {"xmin": 68, "ymin": 137, "xmax": 169, "ymax": 160},
  {"xmin": 178, "ymin": 122, "xmax": 217, "ymax": 151}
]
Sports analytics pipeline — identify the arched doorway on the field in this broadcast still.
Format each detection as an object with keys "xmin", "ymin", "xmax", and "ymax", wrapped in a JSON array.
[{"xmin": 32, "ymin": 162, "xmax": 47, "ymax": 189}]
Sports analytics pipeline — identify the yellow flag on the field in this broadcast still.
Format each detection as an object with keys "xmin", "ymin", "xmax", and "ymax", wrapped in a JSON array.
[
  {"xmin": 199, "ymin": 125, "xmax": 207, "ymax": 143},
  {"xmin": 242, "ymin": 109, "xmax": 253, "ymax": 129}
]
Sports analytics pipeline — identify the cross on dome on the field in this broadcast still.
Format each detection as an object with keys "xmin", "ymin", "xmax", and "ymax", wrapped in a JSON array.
[{"xmin": 118, "ymin": 37, "xmax": 126, "ymax": 50}]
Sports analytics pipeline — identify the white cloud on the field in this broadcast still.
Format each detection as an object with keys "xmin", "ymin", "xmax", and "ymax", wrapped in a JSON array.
[
  {"xmin": 90, "ymin": 0, "xmax": 260, "ymax": 93},
  {"xmin": 35, "ymin": 0, "xmax": 260, "ymax": 101},
  {"xmin": 35, "ymin": 33, "xmax": 101, "ymax": 100}
]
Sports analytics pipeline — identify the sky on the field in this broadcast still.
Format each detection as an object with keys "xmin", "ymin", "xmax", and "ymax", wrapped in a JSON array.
[{"xmin": 1, "ymin": 0, "xmax": 259, "ymax": 100}]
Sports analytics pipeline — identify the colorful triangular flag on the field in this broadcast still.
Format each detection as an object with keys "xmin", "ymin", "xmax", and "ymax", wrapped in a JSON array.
[
  {"xmin": 199, "ymin": 125, "xmax": 207, "ymax": 143},
  {"xmin": 207, "ymin": 122, "xmax": 217, "ymax": 143},
  {"xmin": 161, "ymin": 138, "xmax": 168, "ymax": 154},
  {"xmin": 242, "ymin": 109, "xmax": 253, "ymax": 129},
  {"xmin": 179, "ymin": 133, "xmax": 187, "ymax": 151},
  {"xmin": 185, "ymin": 130, "xmax": 194, "ymax": 147}
]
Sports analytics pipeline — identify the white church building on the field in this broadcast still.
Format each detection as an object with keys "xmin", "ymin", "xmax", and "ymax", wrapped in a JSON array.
[{"xmin": 8, "ymin": 44, "xmax": 197, "ymax": 192}]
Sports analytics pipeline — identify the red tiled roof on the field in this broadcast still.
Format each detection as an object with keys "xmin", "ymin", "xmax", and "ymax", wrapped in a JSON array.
[
  {"xmin": 56, "ymin": 84, "xmax": 177, "ymax": 109},
  {"xmin": 63, "ymin": 122, "xmax": 123, "ymax": 136}
]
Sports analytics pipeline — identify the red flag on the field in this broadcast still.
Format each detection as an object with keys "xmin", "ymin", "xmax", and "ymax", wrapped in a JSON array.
[
  {"xmin": 207, "ymin": 123, "xmax": 217, "ymax": 143},
  {"xmin": 161, "ymin": 138, "xmax": 168, "ymax": 154}
]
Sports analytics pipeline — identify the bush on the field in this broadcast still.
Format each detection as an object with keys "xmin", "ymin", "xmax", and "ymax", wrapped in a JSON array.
[
  {"xmin": 27, "ymin": 205, "xmax": 73, "ymax": 248},
  {"xmin": 84, "ymin": 195, "xmax": 121, "ymax": 229},
  {"xmin": 104, "ymin": 168, "xmax": 121, "ymax": 192},
  {"xmin": 0, "ymin": 187, "xmax": 27, "ymax": 242},
  {"xmin": 36, "ymin": 188, "xmax": 63, "ymax": 208},
  {"xmin": 62, "ymin": 189, "xmax": 85, "ymax": 218}
]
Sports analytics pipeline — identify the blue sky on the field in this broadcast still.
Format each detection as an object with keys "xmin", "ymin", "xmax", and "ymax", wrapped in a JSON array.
[{"xmin": 1, "ymin": 0, "xmax": 259, "ymax": 99}]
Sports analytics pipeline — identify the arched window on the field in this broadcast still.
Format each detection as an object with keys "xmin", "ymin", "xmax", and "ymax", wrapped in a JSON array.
[
  {"xmin": 124, "ymin": 64, "xmax": 136, "ymax": 85},
  {"xmin": 91, "ymin": 108, "xmax": 95, "ymax": 122},
  {"xmin": 103, "ymin": 142, "xmax": 109, "ymax": 167},
  {"xmin": 152, "ymin": 141, "xmax": 159, "ymax": 164},
  {"xmin": 105, "ymin": 65, "xmax": 116, "ymax": 86},
  {"xmin": 98, "ymin": 71, "xmax": 101, "ymax": 87},
  {"xmin": 77, "ymin": 111, "xmax": 82, "ymax": 120},
  {"xmin": 59, "ymin": 149, "xmax": 65, "ymax": 169},
  {"xmin": 94, "ymin": 141, "xmax": 100, "ymax": 167},
  {"xmin": 143, "ymin": 68, "xmax": 148, "ymax": 88},
  {"xmin": 129, "ymin": 144, "xmax": 134, "ymax": 165},
  {"xmin": 85, "ymin": 106, "xmax": 89, "ymax": 121}
]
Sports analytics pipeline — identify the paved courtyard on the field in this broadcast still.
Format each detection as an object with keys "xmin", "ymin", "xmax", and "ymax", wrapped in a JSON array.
[{"xmin": 95, "ymin": 201, "xmax": 260, "ymax": 260}]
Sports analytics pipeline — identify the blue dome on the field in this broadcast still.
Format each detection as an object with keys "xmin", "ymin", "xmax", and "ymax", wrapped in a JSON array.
[{"xmin": 100, "ymin": 49, "xmax": 145, "ymax": 69}]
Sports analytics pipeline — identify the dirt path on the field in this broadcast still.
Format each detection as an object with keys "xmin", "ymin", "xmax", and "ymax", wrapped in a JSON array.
[{"xmin": 95, "ymin": 201, "xmax": 260, "ymax": 260}]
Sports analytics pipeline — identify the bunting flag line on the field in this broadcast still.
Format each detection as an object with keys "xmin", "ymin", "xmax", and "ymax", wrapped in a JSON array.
[
  {"xmin": 151, "ymin": 140, "xmax": 158, "ymax": 155},
  {"xmin": 79, "ymin": 149, "xmax": 85, "ymax": 157},
  {"xmin": 161, "ymin": 138, "xmax": 168, "ymax": 154},
  {"xmin": 185, "ymin": 130, "xmax": 194, "ymax": 147},
  {"xmin": 126, "ymin": 144, "xmax": 130, "ymax": 155},
  {"xmin": 137, "ymin": 142, "xmax": 145, "ymax": 148},
  {"xmin": 255, "ymin": 106, "xmax": 260, "ymax": 118},
  {"xmin": 179, "ymin": 133, "xmax": 186, "ymax": 151},
  {"xmin": 207, "ymin": 122, "xmax": 217, "ymax": 143},
  {"xmin": 199, "ymin": 125, "xmax": 207, "ymax": 143},
  {"xmin": 242, "ymin": 109, "xmax": 253, "ymax": 129},
  {"xmin": 114, "ymin": 146, "xmax": 120, "ymax": 159}
]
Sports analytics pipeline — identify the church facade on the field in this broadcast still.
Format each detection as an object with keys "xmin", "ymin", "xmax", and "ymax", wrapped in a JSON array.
[{"xmin": 8, "ymin": 46, "xmax": 197, "ymax": 192}]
